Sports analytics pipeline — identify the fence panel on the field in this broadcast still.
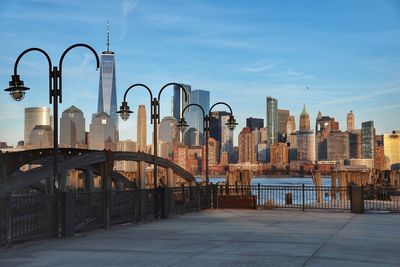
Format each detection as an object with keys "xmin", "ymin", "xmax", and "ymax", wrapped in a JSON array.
[
  {"xmin": 75, "ymin": 192, "xmax": 107, "ymax": 233},
  {"xmin": 0, "ymin": 197, "xmax": 7, "ymax": 246},
  {"xmin": 169, "ymin": 187, "xmax": 184, "ymax": 215},
  {"xmin": 216, "ymin": 185, "xmax": 351, "ymax": 211},
  {"xmin": 142, "ymin": 189, "xmax": 156, "ymax": 220},
  {"xmin": 199, "ymin": 186, "xmax": 211, "ymax": 209},
  {"xmin": 111, "ymin": 190, "xmax": 137, "ymax": 225},
  {"xmin": 364, "ymin": 187, "xmax": 400, "ymax": 212},
  {"xmin": 9, "ymin": 194, "xmax": 60, "ymax": 243},
  {"xmin": 183, "ymin": 187, "xmax": 197, "ymax": 212}
]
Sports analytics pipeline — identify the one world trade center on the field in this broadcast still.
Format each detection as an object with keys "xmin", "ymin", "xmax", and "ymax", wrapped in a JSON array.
[{"xmin": 97, "ymin": 23, "xmax": 118, "ymax": 139}]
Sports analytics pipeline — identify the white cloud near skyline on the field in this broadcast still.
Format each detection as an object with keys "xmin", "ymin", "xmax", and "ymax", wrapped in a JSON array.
[
  {"xmin": 242, "ymin": 62, "xmax": 278, "ymax": 73},
  {"xmin": 120, "ymin": 0, "xmax": 138, "ymax": 40}
]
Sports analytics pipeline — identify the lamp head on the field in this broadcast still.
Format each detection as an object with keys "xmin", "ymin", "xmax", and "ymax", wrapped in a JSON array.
[
  {"xmin": 177, "ymin": 117, "xmax": 189, "ymax": 132},
  {"xmin": 4, "ymin": 75, "xmax": 30, "ymax": 101},
  {"xmin": 117, "ymin": 101, "xmax": 133, "ymax": 121},
  {"xmin": 226, "ymin": 115, "xmax": 238, "ymax": 131}
]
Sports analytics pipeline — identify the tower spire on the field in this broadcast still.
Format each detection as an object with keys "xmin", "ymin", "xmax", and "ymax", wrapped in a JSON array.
[{"xmin": 107, "ymin": 20, "xmax": 110, "ymax": 52}]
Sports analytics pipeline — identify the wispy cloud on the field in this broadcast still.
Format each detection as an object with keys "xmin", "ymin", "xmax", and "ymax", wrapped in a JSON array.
[
  {"xmin": 242, "ymin": 61, "xmax": 279, "ymax": 73},
  {"xmin": 320, "ymin": 87, "xmax": 400, "ymax": 105},
  {"xmin": 120, "ymin": 0, "xmax": 138, "ymax": 40},
  {"xmin": 362, "ymin": 103, "xmax": 400, "ymax": 112},
  {"xmin": 147, "ymin": 14, "xmax": 181, "ymax": 25},
  {"xmin": 286, "ymin": 70, "xmax": 315, "ymax": 80}
]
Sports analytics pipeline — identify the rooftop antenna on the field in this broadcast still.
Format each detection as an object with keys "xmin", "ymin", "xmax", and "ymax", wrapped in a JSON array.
[{"xmin": 107, "ymin": 20, "xmax": 110, "ymax": 52}]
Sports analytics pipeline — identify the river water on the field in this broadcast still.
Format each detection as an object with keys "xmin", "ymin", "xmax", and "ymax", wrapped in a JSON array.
[{"xmin": 201, "ymin": 177, "xmax": 333, "ymax": 186}]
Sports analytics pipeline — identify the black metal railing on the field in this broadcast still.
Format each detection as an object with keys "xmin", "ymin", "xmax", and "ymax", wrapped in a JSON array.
[
  {"xmin": 0, "ymin": 194, "xmax": 60, "ymax": 246},
  {"xmin": 110, "ymin": 190, "xmax": 137, "ymax": 225},
  {"xmin": 1, "ymin": 184, "xmax": 399, "ymax": 246},
  {"xmin": 364, "ymin": 186, "xmax": 400, "ymax": 212},
  {"xmin": 0, "ymin": 197, "xmax": 7, "ymax": 246},
  {"xmin": 216, "ymin": 184, "xmax": 350, "ymax": 210},
  {"xmin": 75, "ymin": 192, "xmax": 107, "ymax": 232}
]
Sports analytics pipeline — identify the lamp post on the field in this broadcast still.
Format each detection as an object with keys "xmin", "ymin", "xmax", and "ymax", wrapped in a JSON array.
[
  {"xmin": 4, "ymin": 44, "xmax": 100, "ymax": 193},
  {"xmin": 117, "ymin": 83, "xmax": 188, "ymax": 216},
  {"xmin": 177, "ymin": 102, "xmax": 238, "ymax": 185}
]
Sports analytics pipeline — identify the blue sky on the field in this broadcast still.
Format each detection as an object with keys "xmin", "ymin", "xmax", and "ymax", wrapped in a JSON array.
[{"xmin": 0, "ymin": 0, "xmax": 399, "ymax": 146}]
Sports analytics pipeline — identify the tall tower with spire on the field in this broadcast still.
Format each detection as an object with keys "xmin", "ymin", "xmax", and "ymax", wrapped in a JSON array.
[
  {"xmin": 299, "ymin": 104, "xmax": 310, "ymax": 132},
  {"xmin": 97, "ymin": 21, "xmax": 118, "ymax": 139},
  {"xmin": 347, "ymin": 110, "xmax": 355, "ymax": 132}
]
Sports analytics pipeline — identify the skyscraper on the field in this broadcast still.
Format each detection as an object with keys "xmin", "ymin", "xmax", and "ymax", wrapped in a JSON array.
[
  {"xmin": 246, "ymin": 117, "xmax": 264, "ymax": 130},
  {"xmin": 297, "ymin": 105, "xmax": 315, "ymax": 162},
  {"xmin": 159, "ymin": 116, "xmax": 179, "ymax": 158},
  {"xmin": 210, "ymin": 111, "xmax": 231, "ymax": 161},
  {"xmin": 137, "ymin": 105, "xmax": 147, "ymax": 152},
  {"xmin": 297, "ymin": 132, "xmax": 315, "ymax": 162},
  {"xmin": 186, "ymin": 89, "xmax": 210, "ymax": 145},
  {"xmin": 173, "ymin": 83, "xmax": 191, "ymax": 122},
  {"xmin": 347, "ymin": 110, "xmax": 355, "ymax": 132},
  {"xmin": 28, "ymin": 125, "xmax": 53, "ymax": 149},
  {"xmin": 286, "ymin": 115, "xmax": 296, "ymax": 136},
  {"xmin": 361, "ymin": 121, "xmax": 375, "ymax": 159},
  {"xmin": 24, "ymin": 107, "xmax": 51, "ymax": 145},
  {"xmin": 88, "ymin": 112, "xmax": 117, "ymax": 151},
  {"xmin": 277, "ymin": 109, "xmax": 289, "ymax": 141},
  {"xmin": 97, "ymin": 24, "xmax": 118, "ymax": 137},
  {"xmin": 349, "ymin": 130, "xmax": 362, "ymax": 159},
  {"xmin": 238, "ymin": 127, "xmax": 256, "ymax": 163},
  {"xmin": 60, "ymin": 105, "xmax": 85, "ymax": 148},
  {"xmin": 220, "ymin": 114, "xmax": 234, "ymax": 161},
  {"xmin": 327, "ymin": 131, "xmax": 349, "ymax": 162},
  {"xmin": 299, "ymin": 104, "xmax": 310, "ymax": 131},
  {"xmin": 384, "ymin": 131, "xmax": 400, "ymax": 169},
  {"xmin": 266, "ymin": 96, "xmax": 278, "ymax": 146}
]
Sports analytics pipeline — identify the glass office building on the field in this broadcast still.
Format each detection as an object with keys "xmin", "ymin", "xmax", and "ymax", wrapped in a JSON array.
[
  {"xmin": 173, "ymin": 84, "xmax": 191, "ymax": 122},
  {"xmin": 97, "ymin": 49, "xmax": 118, "ymax": 135}
]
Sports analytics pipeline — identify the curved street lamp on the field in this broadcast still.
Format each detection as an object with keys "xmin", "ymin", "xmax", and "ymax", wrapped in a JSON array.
[
  {"xmin": 117, "ymin": 82, "xmax": 188, "ymax": 215},
  {"xmin": 177, "ymin": 102, "xmax": 237, "ymax": 185},
  {"xmin": 4, "ymin": 44, "xmax": 100, "ymax": 193}
]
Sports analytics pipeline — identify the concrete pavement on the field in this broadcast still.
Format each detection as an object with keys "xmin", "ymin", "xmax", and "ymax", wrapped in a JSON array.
[{"xmin": 1, "ymin": 209, "xmax": 399, "ymax": 266}]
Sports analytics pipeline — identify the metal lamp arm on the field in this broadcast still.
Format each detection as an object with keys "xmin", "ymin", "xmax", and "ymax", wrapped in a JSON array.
[
  {"xmin": 123, "ymin": 83, "xmax": 153, "ymax": 102},
  {"xmin": 13, "ymin": 48, "xmax": 53, "ymax": 103},
  {"xmin": 58, "ymin": 43, "xmax": 100, "ymax": 103},
  {"xmin": 181, "ymin": 103, "xmax": 205, "ymax": 118},
  {"xmin": 158, "ymin": 82, "xmax": 188, "ymax": 103},
  {"xmin": 209, "ymin": 101, "xmax": 234, "ymax": 116},
  {"xmin": 158, "ymin": 83, "xmax": 189, "ymax": 124}
]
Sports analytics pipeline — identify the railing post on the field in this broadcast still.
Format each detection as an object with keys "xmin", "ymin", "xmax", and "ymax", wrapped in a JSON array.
[
  {"xmin": 6, "ymin": 192, "xmax": 12, "ymax": 247},
  {"xmin": 62, "ymin": 191, "xmax": 75, "ymax": 237},
  {"xmin": 213, "ymin": 184, "xmax": 218, "ymax": 209},
  {"xmin": 132, "ymin": 189, "xmax": 137, "ymax": 223},
  {"xmin": 302, "ymin": 184, "xmax": 305, "ymax": 211},
  {"xmin": 154, "ymin": 187, "xmax": 160, "ymax": 219},
  {"xmin": 196, "ymin": 185, "xmax": 200, "ymax": 211},
  {"xmin": 160, "ymin": 186, "xmax": 166, "ymax": 219},
  {"xmin": 181, "ymin": 184, "xmax": 185, "ymax": 214},
  {"xmin": 257, "ymin": 183, "xmax": 261, "ymax": 207},
  {"xmin": 350, "ymin": 185, "xmax": 364, "ymax": 214},
  {"xmin": 105, "ymin": 191, "xmax": 111, "ymax": 229}
]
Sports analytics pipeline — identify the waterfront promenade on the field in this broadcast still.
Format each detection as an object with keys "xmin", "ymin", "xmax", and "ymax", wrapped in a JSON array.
[{"xmin": 1, "ymin": 210, "xmax": 399, "ymax": 266}]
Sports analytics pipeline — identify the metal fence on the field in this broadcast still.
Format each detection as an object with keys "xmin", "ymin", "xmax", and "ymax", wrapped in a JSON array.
[
  {"xmin": 1, "ymin": 184, "xmax": 399, "ymax": 246},
  {"xmin": 0, "ymin": 197, "xmax": 7, "ymax": 246},
  {"xmin": 75, "ymin": 192, "xmax": 107, "ymax": 232},
  {"xmin": 364, "ymin": 187, "xmax": 400, "ymax": 212},
  {"xmin": 216, "ymin": 184, "xmax": 351, "ymax": 210},
  {"xmin": 0, "ymin": 194, "xmax": 60, "ymax": 246}
]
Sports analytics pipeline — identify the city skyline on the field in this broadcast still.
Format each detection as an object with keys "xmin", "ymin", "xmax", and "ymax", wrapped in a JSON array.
[{"xmin": 1, "ymin": 0, "xmax": 400, "ymax": 146}]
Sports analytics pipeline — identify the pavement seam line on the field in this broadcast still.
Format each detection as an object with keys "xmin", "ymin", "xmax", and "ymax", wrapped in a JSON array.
[{"xmin": 301, "ymin": 213, "xmax": 357, "ymax": 267}]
